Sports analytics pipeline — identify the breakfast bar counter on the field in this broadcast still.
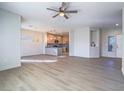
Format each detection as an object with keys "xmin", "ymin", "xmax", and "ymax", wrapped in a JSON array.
[{"xmin": 45, "ymin": 47, "xmax": 63, "ymax": 56}]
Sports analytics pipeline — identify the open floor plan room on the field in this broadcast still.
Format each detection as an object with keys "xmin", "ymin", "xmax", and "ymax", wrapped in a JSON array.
[{"xmin": 0, "ymin": 2, "xmax": 124, "ymax": 91}]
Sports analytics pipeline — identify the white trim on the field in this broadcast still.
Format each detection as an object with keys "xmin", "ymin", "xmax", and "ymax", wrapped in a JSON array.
[
  {"xmin": 21, "ymin": 59, "xmax": 57, "ymax": 63},
  {"xmin": 0, "ymin": 63, "xmax": 21, "ymax": 71}
]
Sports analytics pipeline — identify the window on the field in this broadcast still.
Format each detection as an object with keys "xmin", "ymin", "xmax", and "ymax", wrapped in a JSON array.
[{"xmin": 108, "ymin": 36, "xmax": 116, "ymax": 52}]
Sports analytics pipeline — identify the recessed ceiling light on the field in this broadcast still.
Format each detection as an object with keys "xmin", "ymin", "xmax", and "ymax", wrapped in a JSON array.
[{"xmin": 115, "ymin": 24, "xmax": 119, "ymax": 26}]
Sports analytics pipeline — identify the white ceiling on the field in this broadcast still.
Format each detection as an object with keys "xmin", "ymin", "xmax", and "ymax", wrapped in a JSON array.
[{"xmin": 0, "ymin": 2, "xmax": 123, "ymax": 31}]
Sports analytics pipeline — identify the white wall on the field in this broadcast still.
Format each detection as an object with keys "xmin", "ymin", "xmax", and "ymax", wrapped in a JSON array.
[
  {"xmin": 69, "ymin": 27, "xmax": 90, "ymax": 57},
  {"xmin": 0, "ymin": 9, "xmax": 21, "ymax": 71},
  {"xmin": 101, "ymin": 28, "xmax": 122, "ymax": 57},
  {"xmin": 122, "ymin": 8, "xmax": 124, "ymax": 75},
  {"xmin": 69, "ymin": 30, "xmax": 75, "ymax": 56},
  {"xmin": 21, "ymin": 29, "xmax": 46, "ymax": 56}
]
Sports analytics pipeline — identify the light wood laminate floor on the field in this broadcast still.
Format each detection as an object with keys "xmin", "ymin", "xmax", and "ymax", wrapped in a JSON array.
[{"xmin": 0, "ymin": 55, "xmax": 124, "ymax": 91}]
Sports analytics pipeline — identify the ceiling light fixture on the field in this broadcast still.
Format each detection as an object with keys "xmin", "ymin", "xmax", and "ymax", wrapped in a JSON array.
[
  {"xmin": 115, "ymin": 24, "xmax": 119, "ymax": 26},
  {"xmin": 59, "ymin": 12, "xmax": 65, "ymax": 16}
]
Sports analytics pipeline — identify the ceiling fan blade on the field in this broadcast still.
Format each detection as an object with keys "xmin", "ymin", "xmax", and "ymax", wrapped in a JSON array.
[
  {"xmin": 62, "ymin": 2, "xmax": 66, "ymax": 7},
  {"xmin": 52, "ymin": 13, "xmax": 59, "ymax": 18},
  {"xmin": 64, "ymin": 7, "xmax": 68, "ymax": 11},
  {"xmin": 65, "ymin": 10, "xmax": 78, "ymax": 13},
  {"xmin": 64, "ymin": 15, "xmax": 69, "ymax": 19},
  {"xmin": 47, "ymin": 8, "xmax": 58, "ymax": 12}
]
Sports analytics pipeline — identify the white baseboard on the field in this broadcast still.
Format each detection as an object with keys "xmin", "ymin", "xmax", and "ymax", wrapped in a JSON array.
[
  {"xmin": 0, "ymin": 63, "xmax": 21, "ymax": 71},
  {"xmin": 101, "ymin": 56, "xmax": 122, "ymax": 58}
]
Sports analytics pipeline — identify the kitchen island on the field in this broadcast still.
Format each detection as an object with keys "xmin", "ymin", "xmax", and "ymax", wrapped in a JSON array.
[{"xmin": 45, "ymin": 47, "xmax": 63, "ymax": 56}]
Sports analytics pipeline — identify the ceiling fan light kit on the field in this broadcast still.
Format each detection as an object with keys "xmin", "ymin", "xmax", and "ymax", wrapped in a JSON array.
[
  {"xmin": 59, "ymin": 12, "xmax": 65, "ymax": 16},
  {"xmin": 47, "ymin": 2, "xmax": 78, "ymax": 19}
]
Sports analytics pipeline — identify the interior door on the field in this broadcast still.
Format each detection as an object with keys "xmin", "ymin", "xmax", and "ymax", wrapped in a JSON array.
[{"xmin": 116, "ymin": 35, "xmax": 122, "ymax": 58}]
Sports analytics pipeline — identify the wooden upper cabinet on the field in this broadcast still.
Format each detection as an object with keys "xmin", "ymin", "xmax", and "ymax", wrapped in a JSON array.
[{"xmin": 47, "ymin": 33, "xmax": 69, "ymax": 44}]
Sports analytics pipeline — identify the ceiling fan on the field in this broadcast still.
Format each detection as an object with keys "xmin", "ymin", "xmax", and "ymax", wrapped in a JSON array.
[{"xmin": 47, "ymin": 2, "xmax": 78, "ymax": 19}]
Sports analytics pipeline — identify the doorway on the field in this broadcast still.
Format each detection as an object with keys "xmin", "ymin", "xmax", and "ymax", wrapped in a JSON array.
[{"xmin": 46, "ymin": 32, "xmax": 69, "ymax": 56}]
